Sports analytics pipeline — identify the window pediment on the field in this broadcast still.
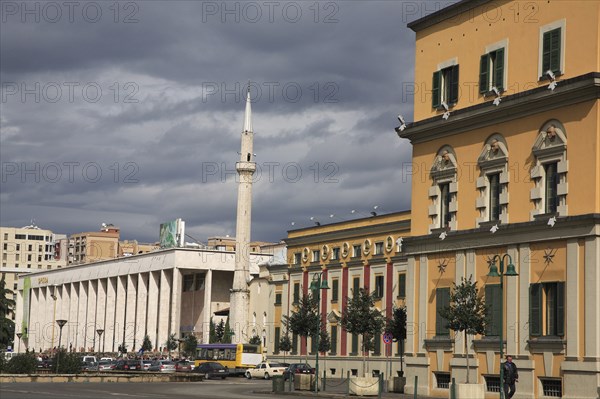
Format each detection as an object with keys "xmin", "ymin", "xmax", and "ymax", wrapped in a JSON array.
[
  {"xmin": 431, "ymin": 148, "xmax": 457, "ymax": 179},
  {"xmin": 532, "ymin": 122, "xmax": 567, "ymax": 158},
  {"xmin": 478, "ymin": 136, "xmax": 508, "ymax": 168}
]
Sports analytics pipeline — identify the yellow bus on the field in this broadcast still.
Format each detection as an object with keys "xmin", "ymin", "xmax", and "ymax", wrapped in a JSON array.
[{"xmin": 195, "ymin": 343, "xmax": 262, "ymax": 375}]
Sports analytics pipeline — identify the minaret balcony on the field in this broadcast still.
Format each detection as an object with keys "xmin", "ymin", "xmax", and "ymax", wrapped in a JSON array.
[{"xmin": 236, "ymin": 161, "xmax": 256, "ymax": 173}]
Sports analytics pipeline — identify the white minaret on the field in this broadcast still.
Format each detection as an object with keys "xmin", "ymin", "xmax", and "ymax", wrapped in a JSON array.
[{"xmin": 229, "ymin": 85, "xmax": 256, "ymax": 342}]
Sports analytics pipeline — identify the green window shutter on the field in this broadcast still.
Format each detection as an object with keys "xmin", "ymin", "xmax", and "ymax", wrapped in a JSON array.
[
  {"xmin": 432, "ymin": 71, "xmax": 441, "ymax": 108},
  {"xmin": 436, "ymin": 288, "xmax": 450, "ymax": 336},
  {"xmin": 530, "ymin": 284, "xmax": 543, "ymax": 337},
  {"xmin": 550, "ymin": 28, "xmax": 561, "ymax": 74},
  {"xmin": 293, "ymin": 283, "xmax": 300, "ymax": 303},
  {"xmin": 449, "ymin": 65, "xmax": 460, "ymax": 105},
  {"xmin": 274, "ymin": 327, "xmax": 280, "ymax": 353},
  {"xmin": 275, "ymin": 292, "xmax": 282, "ymax": 305},
  {"xmin": 556, "ymin": 282, "xmax": 565, "ymax": 336},
  {"xmin": 332, "ymin": 279, "xmax": 339, "ymax": 302},
  {"xmin": 479, "ymin": 54, "xmax": 489, "ymax": 93},
  {"xmin": 494, "ymin": 48, "xmax": 505, "ymax": 91},
  {"xmin": 373, "ymin": 333, "xmax": 381, "ymax": 355},
  {"xmin": 351, "ymin": 334, "xmax": 358, "ymax": 355},
  {"xmin": 330, "ymin": 326, "xmax": 337, "ymax": 354},
  {"xmin": 542, "ymin": 30, "xmax": 552, "ymax": 73},
  {"xmin": 398, "ymin": 273, "xmax": 406, "ymax": 298},
  {"xmin": 485, "ymin": 285, "xmax": 502, "ymax": 336},
  {"xmin": 353, "ymin": 277, "xmax": 360, "ymax": 297}
]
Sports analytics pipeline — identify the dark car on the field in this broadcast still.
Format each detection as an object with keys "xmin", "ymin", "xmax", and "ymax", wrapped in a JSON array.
[
  {"xmin": 114, "ymin": 359, "xmax": 142, "ymax": 371},
  {"xmin": 283, "ymin": 363, "xmax": 315, "ymax": 381},
  {"xmin": 175, "ymin": 360, "xmax": 193, "ymax": 372},
  {"xmin": 81, "ymin": 361, "xmax": 99, "ymax": 372},
  {"xmin": 194, "ymin": 362, "xmax": 229, "ymax": 379}
]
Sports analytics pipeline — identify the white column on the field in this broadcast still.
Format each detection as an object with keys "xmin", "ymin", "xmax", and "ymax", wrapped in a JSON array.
[
  {"xmin": 566, "ymin": 239, "xmax": 579, "ymax": 358},
  {"xmin": 157, "ymin": 269, "xmax": 172, "ymax": 351},
  {"xmin": 42, "ymin": 287, "xmax": 51, "ymax": 351},
  {"xmin": 114, "ymin": 276, "xmax": 127, "ymax": 349},
  {"xmin": 418, "ymin": 255, "xmax": 428, "ymax": 353},
  {"xmin": 146, "ymin": 271, "xmax": 159, "ymax": 350},
  {"xmin": 584, "ymin": 236, "xmax": 600, "ymax": 358},
  {"xmin": 104, "ymin": 277, "xmax": 117, "ymax": 352},
  {"xmin": 135, "ymin": 273, "xmax": 148, "ymax": 348},
  {"xmin": 14, "ymin": 289, "xmax": 23, "ymax": 352},
  {"xmin": 86, "ymin": 280, "xmax": 98, "ymax": 351},
  {"xmin": 518, "ymin": 245, "xmax": 531, "ymax": 355},
  {"xmin": 506, "ymin": 246, "xmax": 519, "ymax": 356},
  {"xmin": 405, "ymin": 257, "xmax": 416, "ymax": 354},
  {"xmin": 96, "ymin": 279, "xmax": 107, "ymax": 352},
  {"xmin": 76, "ymin": 281, "xmax": 88, "ymax": 352},
  {"xmin": 125, "ymin": 274, "xmax": 138, "ymax": 349},
  {"xmin": 203, "ymin": 269, "xmax": 213, "ymax": 343},
  {"xmin": 68, "ymin": 283, "xmax": 79, "ymax": 351},
  {"xmin": 170, "ymin": 268, "xmax": 182, "ymax": 339}
]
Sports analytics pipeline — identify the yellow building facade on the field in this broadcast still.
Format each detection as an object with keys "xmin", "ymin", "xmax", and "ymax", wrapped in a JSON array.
[{"xmin": 399, "ymin": 1, "xmax": 600, "ymax": 398}]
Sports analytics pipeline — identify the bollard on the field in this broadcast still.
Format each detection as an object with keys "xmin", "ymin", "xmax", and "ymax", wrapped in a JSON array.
[
  {"xmin": 451, "ymin": 377, "xmax": 456, "ymax": 399},
  {"xmin": 322, "ymin": 369, "xmax": 326, "ymax": 392},
  {"xmin": 346, "ymin": 370, "xmax": 350, "ymax": 396},
  {"xmin": 378, "ymin": 373, "xmax": 383, "ymax": 399},
  {"xmin": 413, "ymin": 375, "xmax": 418, "ymax": 399}
]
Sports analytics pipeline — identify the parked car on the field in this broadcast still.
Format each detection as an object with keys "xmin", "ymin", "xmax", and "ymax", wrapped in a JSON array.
[
  {"xmin": 148, "ymin": 360, "xmax": 176, "ymax": 372},
  {"xmin": 194, "ymin": 362, "xmax": 229, "ymax": 379},
  {"xmin": 114, "ymin": 359, "xmax": 142, "ymax": 371},
  {"xmin": 142, "ymin": 360, "xmax": 152, "ymax": 371},
  {"xmin": 175, "ymin": 360, "xmax": 193, "ymax": 372},
  {"xmin": 283, "ymin": 363, "xmax": 315, "ymax": 381},
  {"xmin": 98, "ymin": 360, "xmax": 115, "ymax": 371},
  {"xmin": 81, "ymin": 361, "xmax": 99, "ymax": 372},
  {"xmin": 245, "ymin": 362, "xmax": 287, "ymax": 380}
]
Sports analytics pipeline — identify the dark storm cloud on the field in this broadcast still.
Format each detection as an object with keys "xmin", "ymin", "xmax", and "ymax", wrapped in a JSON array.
[{"xmin": 0, "ymin": 0, "xmax": 437, "ymax": 242}]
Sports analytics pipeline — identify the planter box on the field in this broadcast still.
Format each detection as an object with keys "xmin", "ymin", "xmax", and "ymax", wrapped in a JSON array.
[
  {"xmin": 453, "ymin": 382, "xmax": 485, "ymax": 399},
  {"xmin": 349, "ymin": 376, "xmax": 379, "ymax": 396},
  {"xmin": 391, "ymin": 376, "xmax": 406, "ymax": 393},
  {"xmin": 293, "ymin": 374, "xmax": 314, "ymax": 391}
]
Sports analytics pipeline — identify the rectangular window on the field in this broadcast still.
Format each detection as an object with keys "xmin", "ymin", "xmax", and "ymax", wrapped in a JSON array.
[
  {"xmin": 15, "ymin": 254, "xmax": 19, "ymax": 261},
  {"xmin": 544, "ymin": 162, "xmax": 558, "ymax": 214},
  {"xmin": 293, "ymin": 282, "xmax": 300, "ymax": 304},
  {"xmin": 479, "ymin": 48, "xmax": 505, "ymax": 93},
  {"xmin": 312, "ymin": 250, "xmax": 320, "ymax": 262},
  {"xmin": 436, "ymin": 287, "xmax": 450, "ymax": 336},
  {"xmin": 374, "ymin": 242, "xmax": 384, "ymax": 255},
  {"xmin": 332, "ymin": 247, "xmax": 340, "ymax": 260},
  {"xmin": 435, "ymin": 372, "xmax": 451, "ymax": 389},
  {"xmin": 293, "ymin": 253, "xmax": 301, "ymax": 265},
  {"xmin": 484, "ymin": 375, "xmax": 501, "ymax": 393},
  {"xmin": 352, "ymin": 245, "xmax": 361, "ymax": 258},
  {"xmin": 351, "ymin": 334, "xmax": 358, "ymax": 355},
  {"xmin": 330, "ymin": 326, "xmax": 337, "ymax": 355},
  {"xmin": 275, "ymin": 292, "xmax": 282, "ymax": 305},
  {"xmin": 274, "ymin": 327, "xmax": 280, "ymax": 354},
  {"xmin": 2, "ymin": 244, "xmax": 6, "ymax": 250},
  {"xmin": 183, "ymin": 275, "xmax": 194, "ymax": 292},
  {"xmin": 28, "ymin": 245, "xmax": 32, "ymax": 251},
  {"xmin": 489, "ymin": 173, "xmax": 501, "ymax": 221},
  {"xmin": 540, "ymin": 377, "xmax": 562, "ymax": 397},
  {"xmin": 3, "ymin": 233, "xmax": 7, "ymax": 239},
  {"xmin": 15, "ymin": 234, "xmax": 25, "ymax": 240},
  {"xmin": 398, "ymin": 273, "xmax": 406, "ymax": 298},
  {"xmin": 374, "ymin": 275, "xmax": 384, "ymax": 299},
  {"xmin": 530, "ymin": 282, "xmax": 564, "ymax": 337},
  {"xmin": 439, "ymin": 183, "xmax": 451, "ymax": 228},
  {"xmin": 291, "ymin": 333, "xmax": 298, "ymax": 355},
  {"xmin": 331, "ymin": 279, "xmax": 339, "ymax": 302},
  {"xmin": 353, "ymin": 277, "xmax": 360, "ymax": 297},
  {"xmin": 485, "ymin": 285, "xmax": 502, "ymax": 336},
  {"xmin": 16, "ymin": 244, "xmax": 20, "ymax": 251},
  {"xmin": 542, "ymin": 28, "xmax": 562, "ymax": 75},
  {"xmin": 432, "ymin": 64, "xmax": 459, "ymax": 108}
]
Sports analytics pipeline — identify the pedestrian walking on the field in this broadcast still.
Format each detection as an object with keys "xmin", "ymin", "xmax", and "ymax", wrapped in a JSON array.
[{"xmin": 503, "ymin": 355, "xmax": 519, "ymax": 399}]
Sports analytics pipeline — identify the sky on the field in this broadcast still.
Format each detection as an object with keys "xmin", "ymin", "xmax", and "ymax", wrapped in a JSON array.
[{"xmin": 0, "ymin": 1, "xmax": 448, "ymax": 244}]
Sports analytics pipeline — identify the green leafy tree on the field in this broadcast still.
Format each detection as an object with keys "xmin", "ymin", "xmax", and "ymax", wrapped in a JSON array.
[
  {"xmin": 223, "ymin": 318, "xmax": 233, "ymax": 343},
  {"xmin": 279, "ymin": 334, "xmax": 292, "ymax": 362},
  {"xmin": 215, "ymin": 320, "xmax": 225, "ymax": 343},
  {"xmin": 165, "ymin": 333, "xmax": 178, "ymax": 358},
  {"xmin": 209, "ymin": 318, "xmax": 217, "ymax": 343},
  {"xmin": 385, "ymin": 305, "xmax": 407, "ymax": 376},
  {"xmin": 0, "ymin": 353, "xmax": 6, "ymax": 372},
  {"xmin": 0, "ymin": 277, "xmax": 16, "ymax": 349},
  {"xmin": 182, "ymin": 334, "xmax": 198, "ymax": 359},
  {"xmin": 141, "ymin": 334, "xmax": 153, "ymax": 353},
  {"xmin": 6, "ymin": 353, "xmax": 37, "ymax": 374},
  {"xmin": 53, "ymin": 348, "xmax": 82, "ymax": 374},
  {"xmin": 249, "ymin": 334, "xmax": 262, "ymax": 345},
  {"xmin": 340, "ymin": 288, "xmax": 385, "ymax": 375},
  {"xmin": 439, "ymin": 276, "xmax": 487, "ymax": 383},
  {"xmin": 317, "ymin": 327, "xmax": 331, "ymax": 353},
  {"xmin": 283, "ymin": 292, "xmax": 319, "ymax": 363}
]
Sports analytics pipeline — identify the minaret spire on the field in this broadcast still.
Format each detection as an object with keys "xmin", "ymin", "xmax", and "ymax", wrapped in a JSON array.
[{"xmin": 230, "ymin": 82, "xmax": 256, "ymax": 342}]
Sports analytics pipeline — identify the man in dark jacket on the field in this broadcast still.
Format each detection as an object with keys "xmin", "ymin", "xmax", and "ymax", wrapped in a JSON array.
[{"xmin": 503, "ymin": 355, "xmax": 519, "ymax": 399}]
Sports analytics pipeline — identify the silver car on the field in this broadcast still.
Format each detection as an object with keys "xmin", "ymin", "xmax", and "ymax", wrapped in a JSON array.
[{"xmin": 148, "ymin": 360, "xmax": 176, "ymax": 372}]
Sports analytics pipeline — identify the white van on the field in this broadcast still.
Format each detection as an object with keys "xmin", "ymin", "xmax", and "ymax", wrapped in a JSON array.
[{"xmin": 82, "ymin": 355, "xmax": 97, "ymax": 363}]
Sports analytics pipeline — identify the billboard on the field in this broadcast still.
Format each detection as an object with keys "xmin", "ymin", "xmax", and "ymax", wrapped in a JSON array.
[{"xmin": 159, "ymin": 218, "xmax": 185, "ymax": 249}]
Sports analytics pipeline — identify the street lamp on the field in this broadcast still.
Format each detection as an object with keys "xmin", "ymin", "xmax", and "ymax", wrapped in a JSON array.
[
  {"xmin": 487, "ymin": 254, "xmax": 518, "ymax": 399},
  {"xmin": 96, "ymin": 329, "xmax": 105, "ymax": 354},
  {"xmin": 309, "ymin": 272, "xmax": 329, "ymax": 394},
  {"xmin": 50, "ymin": 285, "xmax": 58, "ymax": 352},
  {"xmin": 16, "ymin": 333, "xmax": 22, "ymax": 353},
  {"xmin": 55, "ymin": 319, "xmax": 67, "ymax": 372}
]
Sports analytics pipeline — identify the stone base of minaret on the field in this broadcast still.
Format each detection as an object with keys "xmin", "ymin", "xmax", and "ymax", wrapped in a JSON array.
[{"xmin": 229, "ymin": 288, "xmax": 250, "ymax": 343}]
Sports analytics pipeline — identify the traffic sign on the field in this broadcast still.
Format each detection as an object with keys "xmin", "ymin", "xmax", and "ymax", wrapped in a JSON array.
[{"xmin": 383, "ymin": 333, "xmax": 393, "ymax": 344}]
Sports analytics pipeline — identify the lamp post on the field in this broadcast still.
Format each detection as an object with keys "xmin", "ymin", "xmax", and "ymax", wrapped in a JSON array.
[
  {"xmin": 96, "ymin": 329, "xmax": 104, "ymax": 354},
  {"xmin": 16, "ymin": 333, "xmax": 22, "ymax": 353},
  {"xmin": 309, "ymin": 272, "xmax": 329, "ymax": 394},
  {"xmin": 487, "ymin": 254, "xmax": 518, "ymax": 399},
  {"xmin": 55, "ymin": 319, "xmax": 67, "ymax": 372}
]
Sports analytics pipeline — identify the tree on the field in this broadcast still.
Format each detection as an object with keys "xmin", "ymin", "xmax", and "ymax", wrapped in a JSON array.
[
  {"xmin": 182, "ymin": 334, "xmax": 198, "ymax": 359},
  {"xmin": 385, "ymin": 305, "xmax": 407, "ymax": 376},
  {"xmin": 141, "ymin": 334, "xmax": 153, "ymax": 353},
  {"xmin": 223, "ymin": 318, "xmax": 233, "ymax": 343},
  {"xmin": 317, "ymin": 327, "xmax": 331, "ymax": 353},
  {"xmin": 165, "ymin": 334, "xmax": 178, "ymax": 358},
  {"xmin": 6, "ymin": 353, "xmax": 37, "ymax": 374},
  {"xmin": 249, "ymin": 335, "xmax": 262, "ymax": 345},
  {"xmin": 279, "ymin": 334, "xmax": 292, "ymax": 363},
  {"xmin": 283, "ymin": 292, "xmax": 319, "ymax": 363},
  {"xmin": 215, "ymin": 320, "xmax": 225, "ymax": 343},
  {"xmin": 0, "ymin": 277, "xmax": 15, "ymax": 350},
  {"xmin": 340, "ymin": 288, "xmax": 385, "ymax": 375},
  {"xmin": 53, "ymin": 348, "xmax": 82, "ymax": 374},
  {"xmin": 209, "ymin": 318, "xmax": 217, "ymax": 343},
  {"xmin": 439, "ymin": 276, "xmax": 487, "ymax": 383}
]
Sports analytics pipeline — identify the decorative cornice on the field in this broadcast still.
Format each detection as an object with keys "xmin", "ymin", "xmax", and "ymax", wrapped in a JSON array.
[
  {"xmin": 407, "ymin": 0, "xmax": 493, "ymax": 32},
  {"xmin": 399, "ymin": 73, "xmax": 600, "ymax": 145}
]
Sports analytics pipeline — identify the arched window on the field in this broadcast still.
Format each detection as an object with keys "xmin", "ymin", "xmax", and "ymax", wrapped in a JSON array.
[
  {"xmin": 530, "ymin": 120, "xmax": 567, "ymax": 218},
  {"xmin": 476, "ymin": 134, "xmax": 509, "ymax": 225},
  {"xmin": 429, "ymin": 146, "xmax": 458, "ymax": 232}
]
